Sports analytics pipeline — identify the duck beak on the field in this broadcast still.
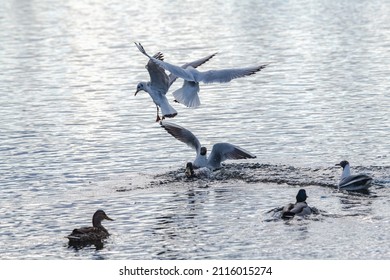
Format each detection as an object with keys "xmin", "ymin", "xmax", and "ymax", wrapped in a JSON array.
[
  {"xmin": 105, "ymin": 214, "xmax": 114, "ymax": 221},
  {"xmin": 134, "ymin": 88, "xmax": 140, "ymax": 96},
  {"xmin": 335, "ymin": 163, "xmax": 341, "ymax": 166}
]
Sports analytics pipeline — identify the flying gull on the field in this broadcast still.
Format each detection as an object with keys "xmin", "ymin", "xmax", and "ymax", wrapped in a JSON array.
[
  {"xmin": 135, "ymin": 42, "xmax": 267, "ymax": 108},
  {"xmin": 135, "ymin": 43, "xmax": 216, "ymax": 121}
]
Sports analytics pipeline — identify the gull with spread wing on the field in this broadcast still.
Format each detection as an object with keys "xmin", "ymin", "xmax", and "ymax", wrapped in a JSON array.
[
  {"xmin": 135, "ymin": 43, "xmax": 216, "ymax": 121},
  {"xmin": 160, "ymin": 121, "xmax": 256, "ymax": 171},
  {"xmin": 135, "ymin": 42, "xmax": 268, "ymax": 108}
]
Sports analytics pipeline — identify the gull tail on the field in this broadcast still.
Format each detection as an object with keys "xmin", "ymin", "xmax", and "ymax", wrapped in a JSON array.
[
  {"xmin": 160, "ymin": 101, "xmax": 178, "ymax": 119},
  {"xmin": 173, "ymin": 81, "xmax": 201, "ymax": 108}
]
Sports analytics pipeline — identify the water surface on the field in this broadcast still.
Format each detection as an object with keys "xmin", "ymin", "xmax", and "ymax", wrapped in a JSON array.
[{"xmin": 0, "ymin": 0, "xmax": 389, "ymax": 259}]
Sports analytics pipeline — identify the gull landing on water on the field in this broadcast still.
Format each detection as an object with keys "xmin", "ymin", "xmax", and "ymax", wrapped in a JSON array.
[
  {"xmin": 160, "ymin": 121, "xmax": 256, "ymax": 171},
  {"xmin": 336, "ymin": 160, "xmax": 372, "ymax": 191},
  {"xmin": 135, "ymin": 42, "xmax": 268, "ymax": 108},
  {"xmin": 134, "ymin": 43, "xmax": 216, "ymax": 121}
]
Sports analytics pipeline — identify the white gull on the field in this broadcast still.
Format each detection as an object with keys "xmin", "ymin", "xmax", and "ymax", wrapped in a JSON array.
[
  {"xmin": 135, "ymin": 42, "xmax": 267, "ymax": 108},
  {"xmin": 335, "ymin": 160, "xmax": 372, "ymax": 191},
  {"xmin": 135, "ymin": 43, "xmax": 216, "ymax": 121},
  {"xmin": 160, "ymin": 121, "xmax": 256, "ymax": 171}
]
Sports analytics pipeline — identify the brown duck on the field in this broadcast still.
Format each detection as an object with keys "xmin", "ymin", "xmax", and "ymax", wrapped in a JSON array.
[{"xmin": 67, "ymin": 210, "xmax": 114, "ymax": 243}]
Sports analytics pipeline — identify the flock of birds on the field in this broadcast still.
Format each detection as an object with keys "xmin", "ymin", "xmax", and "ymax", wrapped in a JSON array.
[{"xmin": 66, "ymin": 43, "xmax": 373, "ymax": 247}]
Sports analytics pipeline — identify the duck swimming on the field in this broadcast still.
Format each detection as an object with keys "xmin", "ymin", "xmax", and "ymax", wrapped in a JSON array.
[
  {"xmin": 336, "ymin": 160, "xmax": 372, "ymax": 191},
  {"xmin": 66, "ymin": 210, "xmax": 114, "ymax": 244},
  {"xmin": 281, "ymin": 189, "xmax": 312, "ymax": 219}
]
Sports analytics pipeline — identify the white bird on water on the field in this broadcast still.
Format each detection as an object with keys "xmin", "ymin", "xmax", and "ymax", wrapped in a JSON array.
[
  {"xmin": 135, "ymin": 42, "xmax": 268, "ymax": 108},
  {"xmin": 160, "ymin": 121, "xmax": 256, "ymax": 172},
  {"xmin": 135, "ymin": 43, "xmax": 216, "ymax": 121},
  {"xmin": 335, "ymin": 160, "xmax": 372, "ymax": 191}
]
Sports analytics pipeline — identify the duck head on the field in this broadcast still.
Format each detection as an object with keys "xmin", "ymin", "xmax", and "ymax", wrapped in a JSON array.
[
  {"xmin": 296, "ymin": 189, "xmax": 308, "ymax": 203},
  {"xmin": 185, "ymin": 162, "xmax": 195, "ymax": 178},
  {"xmin": 92, "ymin": 210, "xmax": 114, "ymax": 227}
]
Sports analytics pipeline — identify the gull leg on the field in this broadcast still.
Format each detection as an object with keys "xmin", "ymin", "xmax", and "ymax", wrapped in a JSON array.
[{"xmin": 155, "ymin": 106, "xmax": 161, "ymax": 122}]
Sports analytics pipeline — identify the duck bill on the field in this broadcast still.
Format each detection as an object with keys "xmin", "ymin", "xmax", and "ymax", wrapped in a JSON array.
[
  {"xmin": 105, "ymin": 215, "xmax": 114, "ymax": 221},
  {"xmin": 335, "ymin": 163, "xmax": 341, "ymax": 166},
  {"xmin": 134, "ymin": 89, "xmax": 140, "ymax": 96}
]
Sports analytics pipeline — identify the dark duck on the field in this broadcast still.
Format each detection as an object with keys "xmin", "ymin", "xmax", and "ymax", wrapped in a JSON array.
[
  {"xmin": 66, "ymin": 210, "xmax": 114, "ymax": 246},
  {"xmin": 282, "ymin": 189, "xmax": 312, "ymax": 219}
]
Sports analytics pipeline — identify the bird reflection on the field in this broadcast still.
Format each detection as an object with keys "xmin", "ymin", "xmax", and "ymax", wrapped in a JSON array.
[
  {"xmin": 338, "ymin": 191, "xmax": 374, "ymax": 216},
  {"xmin": 152, "ymin": 188, "xmax": 209, "ymax": 258}
]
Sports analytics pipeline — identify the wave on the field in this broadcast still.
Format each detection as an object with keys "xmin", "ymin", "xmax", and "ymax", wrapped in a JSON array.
[{"xmin": 118, "ymin": 163, "xmax": 390, "ymax": 191}]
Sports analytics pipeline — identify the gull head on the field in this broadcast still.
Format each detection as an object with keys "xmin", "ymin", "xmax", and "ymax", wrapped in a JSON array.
[
  {"xmin": 200, "ymin": 147, "xmax": 207, "ymax": 156},
  {"xmin": 335, "ymin": 160, "xmax": 349, "ymax": 169},
  {"xmin": 135, "ymin": 82, "xmax": 145, "ymax": 96}
]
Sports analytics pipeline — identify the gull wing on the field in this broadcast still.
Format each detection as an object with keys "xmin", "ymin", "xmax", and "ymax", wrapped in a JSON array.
[
  {"xmin": 199, "ymin": 64, "xmax": 268, "ymax": 84},
  {"xmin": 135, "ymin": 42, "xmax": 197, "ymax": 82},
  {"xmin": 160, "ymin": 121, "xmax": 201, "ymax": 154},
  {"xmin": 153, "ymin": 59, "xmax": 268, "ymax": 84},
  {"xmin": 168, "ymin": 53, "xmax": 217, "ymax": 87},
  {"xmin": 339, "ymin": 174, "xmax": 373, "ymax": 190},
  {"xmin": 207, "ymin": 143, "xmax": 256, "ymax": 169},
  {"xmin": 146, "ymin": 52, "xmax": 169, "ymax": 94},
  {"xmin": 151, "ymin": 57, "xmax": 197, "ymax": 82},
  {"xmin": 135, "ymin": 43, "xmax": 267, "ymax": 84}
]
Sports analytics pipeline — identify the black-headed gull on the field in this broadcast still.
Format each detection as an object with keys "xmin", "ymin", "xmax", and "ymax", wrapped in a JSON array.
[
  {"xmin": 135, "ymin": 42, "xmax": 268, "ymax": 108},
  {"xmin": 281, "ymin": 189, "xmax": 312, "ymax": 219},
  {"xmin": 135, "ymin": 43, "xmax": 216, "ymax": 121},
  {"xmin": 335, "ymin": 160, "xmax": 372, "ymax": 191},
  {"xmin": 160, "ymin": 121, "xmax": 256, "ymax": 170}
]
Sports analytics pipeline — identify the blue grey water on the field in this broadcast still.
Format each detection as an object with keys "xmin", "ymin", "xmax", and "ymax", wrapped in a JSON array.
[{"xmin": 0, "ymin": 0, "xmax": 389, "ymax": 260}]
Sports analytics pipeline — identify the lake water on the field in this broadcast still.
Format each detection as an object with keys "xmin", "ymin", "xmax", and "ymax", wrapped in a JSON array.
[{"xmin": 0, "ymin": 0, "xmax": 389, "ymax": 260}]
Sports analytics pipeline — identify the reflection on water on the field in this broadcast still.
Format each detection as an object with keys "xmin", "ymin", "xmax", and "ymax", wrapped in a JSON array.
[
  {"xmin": 67, "ymin": 240, "xmax": 105, "ymax": 251},
  {"xmin": 0, "ymin": 0, "xmax": 390, "ymax": 259}
]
